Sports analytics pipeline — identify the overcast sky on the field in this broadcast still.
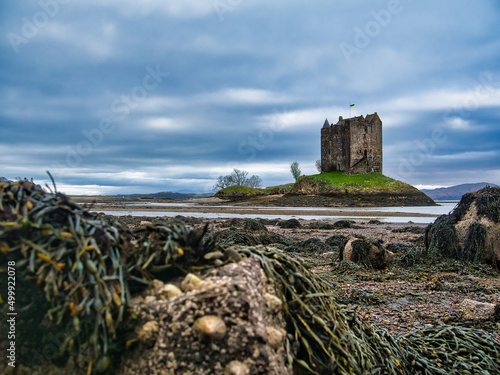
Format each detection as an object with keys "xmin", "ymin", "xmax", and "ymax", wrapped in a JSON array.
[{"xmin": 1, "ymin": 0, "xmax": 500, "ymax": 194}]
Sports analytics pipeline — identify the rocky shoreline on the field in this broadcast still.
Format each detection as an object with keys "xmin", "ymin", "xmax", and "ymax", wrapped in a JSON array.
[
  {"xmin": 214, "ymin": 191, "xmax": 436, "ymax": 207},
  {"xmin": 1, "ymin": 180, "xmax": 499, "ymax": 374},
  {"xmin": 114, "ymin": 214, "xmax": 500, "ymax": 341}
]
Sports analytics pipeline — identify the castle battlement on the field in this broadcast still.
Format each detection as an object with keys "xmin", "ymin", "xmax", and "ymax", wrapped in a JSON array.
[{"xmin": 321, "ymin": 112, "xmax": 382, "ymax": 174}]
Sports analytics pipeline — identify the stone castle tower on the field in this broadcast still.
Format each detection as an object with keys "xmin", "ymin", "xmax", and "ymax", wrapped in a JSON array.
[{"xmin": 321, "ymin": 112, "xmax": 382, "ymax": 174}]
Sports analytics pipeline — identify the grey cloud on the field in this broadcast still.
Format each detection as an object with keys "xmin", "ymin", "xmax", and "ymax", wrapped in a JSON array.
[{"xmin": 1, "ymin": 1, "xmax": 500, "ymax": 193}]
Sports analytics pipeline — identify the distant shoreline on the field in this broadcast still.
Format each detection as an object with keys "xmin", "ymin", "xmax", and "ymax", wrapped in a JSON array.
[{"xmin": 75, "ymin": 196, "xmax": 441, "ymax": 222}]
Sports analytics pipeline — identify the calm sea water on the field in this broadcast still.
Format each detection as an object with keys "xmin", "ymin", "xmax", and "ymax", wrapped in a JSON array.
[{"xmin": 94, "ymin": 201, "xmax": 459, "ymax": 224}]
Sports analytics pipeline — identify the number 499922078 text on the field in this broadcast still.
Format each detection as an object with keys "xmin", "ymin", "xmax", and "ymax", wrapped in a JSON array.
[{"xmin": 7, "ymin": 261, "xmax": 16, "ymax": 313}]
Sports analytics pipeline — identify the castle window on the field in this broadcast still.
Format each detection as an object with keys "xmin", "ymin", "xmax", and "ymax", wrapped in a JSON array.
[
  {"xmin": 364, "ymin": 149, "xmax": 367, "ymax": 157},
  {"xmin": 363, "ymin": 134, "xmax": 366, "ymax": 139}
]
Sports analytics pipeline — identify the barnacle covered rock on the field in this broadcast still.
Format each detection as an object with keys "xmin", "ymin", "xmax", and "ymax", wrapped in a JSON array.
[
  {"xmin": 0, "ymin": 180, "xmax": 214, "ymax": 373},
  {"xmin": 118, "ymin": 257, "xmax": 289, "ymax": 375},
  {"xmin": 457, "ymin": 298, "xmax": 500, "ymax": 321}
]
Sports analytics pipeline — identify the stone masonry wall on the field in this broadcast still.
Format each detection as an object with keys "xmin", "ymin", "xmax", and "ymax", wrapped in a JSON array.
[{"xmin": 321, "ymin": 113, "xmax": 382, "ymax": 174}]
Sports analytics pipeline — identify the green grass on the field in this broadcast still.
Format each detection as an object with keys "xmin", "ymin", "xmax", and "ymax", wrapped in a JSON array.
[
  {"xmin": 216, "ymin": 183, "xmax": 295, "ymax": 196},
  {"xmin": 261, "ymin": 183, "xmax": 295, "ymax": 194},
  {"xmin": 301, "ymin": 172, "xmax": 410, "ymax": 191},
  {"xmin": 216, "ymin": 172, "xmax": 412, "ymax": 197},
  {"xmin": 217, "ymin": 185, "xmax": 264, "ymax": 195}
]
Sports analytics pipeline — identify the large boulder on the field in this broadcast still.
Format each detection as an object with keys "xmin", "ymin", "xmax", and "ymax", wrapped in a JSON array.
[
  {"xmin": 258, "ymin": 231, "xmax": 296, "ymax": 246},
  {"xmin": 243, "ymin": 219, "xmax": 268, "ymax": 232},
  {"xmin": 278, "ymin": 218, "xmax": 302, "ymax": 228},
  {"xmin": 299, "ymin": 238, "xmax": 331, "ymax": 253},
  {"xmin": 326, "ymin": 234, "xmax": 349, "ymax": 251},
  {"xmin": 425, "ymin": 187, "xmax": 500, "ymax": 267},
  {"xmin": 342, "ymin": 238, "xmax": 394, "ymax": 269},
  {"xmin": 216, "ymin": 229, "xmax": 261, "ymax": 246}
]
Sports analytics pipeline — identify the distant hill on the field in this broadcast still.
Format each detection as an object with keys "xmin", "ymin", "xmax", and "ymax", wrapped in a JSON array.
[
  {"xmin": 117, "ymin": 192, "xmax": 212, "ymax": 200},
  {"xmin": 421, "ymin": 182, "xmax": 498, "ymax": 201}
]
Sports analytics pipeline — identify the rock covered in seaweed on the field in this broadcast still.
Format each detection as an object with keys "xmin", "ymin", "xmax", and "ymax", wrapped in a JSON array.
[
  {"xmin": 425, "ymin": 186, "xmax": 500, "ymax": 267},
  {"xmin": 2, "ymin": 180, "xmax": 500, "ymax": 375},
  {"xmin": 341, "ymin": 238, "xmax": 394, "ymax": 269},
  {"xmin": 0, "ymin": 180, "xmax": 130, "ymax": 372}
]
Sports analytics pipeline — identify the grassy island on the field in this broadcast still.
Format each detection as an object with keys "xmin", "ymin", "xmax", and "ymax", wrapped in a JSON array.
[{"xmin": 215, "ymin": 172, "xmax": 435, "ymax": 206}]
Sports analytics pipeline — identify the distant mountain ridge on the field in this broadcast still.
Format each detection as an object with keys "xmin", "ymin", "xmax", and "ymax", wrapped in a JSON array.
[
  {"xmin": 421, "ymin": 182, "xmax": 498, "ymax": 201},
  {"xmin": 117, "ymin": 191, "xmax": 212, "ymax": 200}
]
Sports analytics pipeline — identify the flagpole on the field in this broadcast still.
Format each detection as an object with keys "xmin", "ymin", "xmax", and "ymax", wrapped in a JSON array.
[{"xmin": 349, "ymin": 103, "xmax": 355, "ymax": 118}]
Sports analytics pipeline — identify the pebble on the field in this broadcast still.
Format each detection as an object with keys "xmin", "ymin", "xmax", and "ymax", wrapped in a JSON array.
[
  {"xmin": 157, "ymin": 284, "xmax": 183, "ymax": 300},
  {"xmin": 138, "ymin": 320, "xmax": 159, "ymax": 344},
  {"xmin": 149, "ymin": 279, "xmax": 164, "ymax": 290},
  {"xmin": 181, "ymin": 273, "xmax": 202, "ymax": 292},
  {"xmin": 224, "ymin": 360, "xmax": 250, "ymax": 375},
  {"xmin": 264, "ymin": 293, "xmax": 282, "ymax": 311},
  {"xmin": 204, "ymin": 251, "xmax": 224, "ymax": 260},
  {"xmin": 193, "ymin": 315, "xmax": 226, "ymax": 340},
  {"xmin": 144, "ymin": 295, "xmax": 157, "ymax": 304},
  {"xmin": 266, "ymin": 326, "xmax": 285, "ymax": 348},
  {"xmin": 223, "ymin": 248, "xmax": 242, "ymax": 263}
]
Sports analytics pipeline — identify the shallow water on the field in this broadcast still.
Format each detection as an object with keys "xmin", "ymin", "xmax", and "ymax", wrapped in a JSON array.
[
  {"xmin": 96, "ymin": 202, "xmax": 458, "ymax": 224},
  {"xmin": 100, "ymin": 210, "xmax": 434, "ymax": 223}
]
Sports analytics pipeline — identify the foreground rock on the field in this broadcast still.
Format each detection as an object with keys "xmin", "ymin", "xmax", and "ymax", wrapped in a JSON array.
[
  {"xmin": 342, "ymin": 238, "xmax": 395, "ymax": 269},
  {"xmin": 457, "ymin": 299, "xmax": 500, "ymax": 321},
  {"xmin": 118, "ymin": 257, "xmax": 289, "ymax": 375},
  {"xmin": 2, "ymin": 181, "xmax": 500, "ymax": 375},
  {"xmin": 425, "ymin": 187, "xmax": 500, "ymax": 267}
]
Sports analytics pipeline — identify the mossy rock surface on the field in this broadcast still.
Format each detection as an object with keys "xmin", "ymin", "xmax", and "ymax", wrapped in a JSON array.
[{"xmin": 425, "ymin": 187, "xmax": 500, "ymax": 267}]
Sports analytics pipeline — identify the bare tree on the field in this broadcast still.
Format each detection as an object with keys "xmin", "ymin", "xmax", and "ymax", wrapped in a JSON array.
[
  {"xmin": 246, "ymin": 175, "xmax": 262, "ymax": 188},
  {"xmin": 290, "ymin": 161, "xmax": 301, "ymax": 181},
  {"xmin": 315, "ymin": 160, "xmax": 322, "ymax": 173},
  {"xmin": 213, "ymin": 169, "xmax": 262, "ymax": 191},
  {"xmin": 213, "ymin": 175, "xmax": 234, "ymax": 191},
  {"xmin": 232, "ymin": 169, "xmax": 248, "ymax": 185}
]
